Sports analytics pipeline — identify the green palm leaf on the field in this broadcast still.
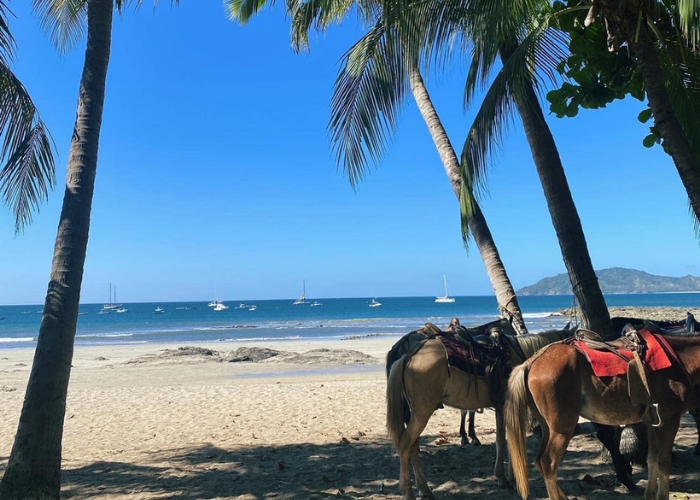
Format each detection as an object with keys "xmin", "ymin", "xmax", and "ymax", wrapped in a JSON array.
[
  {"xmin": 0, "ymin": 63, "xmax": 56, "ymax": 233},
  {"xmin": 461, "ymin": 24, "xmax": 567, "ymax": 193},
  {"xmin": 329, "ymin": 19, "xmax": 408, "ymax": 187},
  {"xmin": 33, "ymin": 0, "xmax": 88, "ymax": 54}
]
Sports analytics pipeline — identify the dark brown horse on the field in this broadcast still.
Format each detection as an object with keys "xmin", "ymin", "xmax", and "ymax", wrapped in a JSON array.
[
  {"xmin": 387, "ymin": 326, "xmax": 573, "ymax": 500},
  {"xmin": 506, "ymin": 324, "xmax": 700, "ymax": 500}
]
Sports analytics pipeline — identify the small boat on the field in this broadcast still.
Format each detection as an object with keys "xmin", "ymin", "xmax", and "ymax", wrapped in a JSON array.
[
  {"xmin": 102, "ymin": 284, "xmax": 122, "ymax": 311},
  {"xmin": 369, "ymin": 298, "xmax": 382, "ymax": 308},
  {"xmin": 116, "ymin": 308, "xmax": 129, "ymax": 313},
  {"xmin": 435, "ymin": 275, "xmax": 456, "ymax": 303},
  {"xmin": 237, "ymin": 303, "xmax": 249, "ymax": 309},
  {"xmin": 248, "ymin": 305, "xmax": 257, "ymax": 311},
  {"xmin": 310, "ymin": 301, "xmax": 322, "ymax": 307},
  {"xmin": 208, "ymin": 301, "xmax": 218, "ymax": 307},
  {"xmin": 293, "ymin": 280, "xmax": 308, "ymax": 305},
  {"xmin": 213, "ymin": 303, "xmax": 229, "ymax": 311},
  {"xmin": 154, "ymin": 307, "xmax": 165, "ymax": 314}
]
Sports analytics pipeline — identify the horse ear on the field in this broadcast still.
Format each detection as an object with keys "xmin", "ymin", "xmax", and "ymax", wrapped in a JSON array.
[{"xmin": 686, "ymin": 312, "xmax": 696, "ymax": 334}]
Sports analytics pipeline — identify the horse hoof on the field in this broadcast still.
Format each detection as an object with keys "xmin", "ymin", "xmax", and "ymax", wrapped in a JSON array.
[
  {"xmin": 460, "ymin": 436, "xmax": 469, "ymax": 446},
  {"xmin": 471, "ymin": 437, "xmax": 481, "ymax": 446},
  {"xmin": 498, "ymin": 477, "xmax": 512, "ymax": 489}
]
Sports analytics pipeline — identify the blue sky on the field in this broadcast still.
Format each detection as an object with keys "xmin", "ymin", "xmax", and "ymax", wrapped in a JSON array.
[{"xmin": 1, "ymin": 2, "xmax": 698, "ymax": 305}]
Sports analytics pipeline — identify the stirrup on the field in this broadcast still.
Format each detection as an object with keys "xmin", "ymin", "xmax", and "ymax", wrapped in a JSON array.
[{"xmin": 643, "ymin": 403, "xmax": 662, "ymax": 427}]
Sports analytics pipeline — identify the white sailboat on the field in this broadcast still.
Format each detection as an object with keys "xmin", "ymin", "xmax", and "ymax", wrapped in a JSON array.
[
  {"xmin": 208, "ymin": 288, "xmax": 219, "ymax": 307},
  {"xmin": 435, "ymin": 275, "xmax": 456, "ymax": 303},
  {"xmin": 293, "ymin": 280, "xmax": 307, "ymax": 305},
  {"xmin": 102, "ymin": 283, "xmax": 122, "ymax": 311}
]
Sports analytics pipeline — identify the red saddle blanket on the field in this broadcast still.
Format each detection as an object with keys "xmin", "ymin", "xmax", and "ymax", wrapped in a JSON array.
[{"xmin": 573, "ymin": 328, "xmax": 673, "ymax": 377}]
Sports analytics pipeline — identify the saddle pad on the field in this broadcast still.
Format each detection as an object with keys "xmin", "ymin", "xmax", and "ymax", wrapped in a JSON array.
[
  {"xmin": 439, "ymin": 333, "xmax": 510, "ymax": 376},
  {"xmin": 574, "ymin": 328, "xmax": 673, "ymax": 377}
]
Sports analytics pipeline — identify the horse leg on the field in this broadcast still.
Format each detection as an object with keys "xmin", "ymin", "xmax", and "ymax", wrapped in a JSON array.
[
  {"xmin": 409, "ymin": 440, "xmax": 435, "ymax": 500},
  {"xmin": 594, "ymin": 423, "xmax": 636, "ymax": 490},
  {"xmin": 468, "ymin": 410, "xmax": 481, "ymax": 445},
  {"xmin": 398, "ymin": 407, "xmax": 436, "ymax": 500},
  {"xmin": 493, "ymin": 404, "xmax": 510, "ymax": 487},
  {"xmin": 397, "ymin": 439, "xmax": 415, "ymax": 500},
  {"xmin": 645, "ymin": 416, "xmax": 680, "ymax": 500},
  {"xmin": 459, "ymin": 410, "xmax": 480, "ymax": 446},
  {"xmin": 529, "ymin": 383, "xmax": 580, "ymax": 500},
  {"xmin": 459, "ymin": 410, "xmax": 468, "ymax": 445},
  {"xmin": 690, "ymin": 407, "xmax": 700, "ymax": 455}
]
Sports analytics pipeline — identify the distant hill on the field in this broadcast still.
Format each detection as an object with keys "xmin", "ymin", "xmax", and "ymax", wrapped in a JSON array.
[{"xmin": 517, "ymin": 267, "xmax": 700, "ymax": 295}]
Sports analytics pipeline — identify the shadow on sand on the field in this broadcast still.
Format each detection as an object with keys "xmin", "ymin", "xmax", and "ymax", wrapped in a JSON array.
[{"xmin": 2, "ymin": 424, "xmax": 700, "ymax": 499}]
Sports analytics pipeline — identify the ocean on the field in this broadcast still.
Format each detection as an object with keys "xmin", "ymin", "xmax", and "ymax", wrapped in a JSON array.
[{"xmin": 0, "ymin": 293, "xmax": 698, "ymax": 350}]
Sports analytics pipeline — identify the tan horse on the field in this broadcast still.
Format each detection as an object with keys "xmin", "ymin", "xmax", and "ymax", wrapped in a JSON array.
[
  {"xmin": 506, "ymin": 326, "xmax": 700, "ymax": 500},
  {"xmin": 386, "ymin": 327, "xmax": 573, "ymax": 500}
]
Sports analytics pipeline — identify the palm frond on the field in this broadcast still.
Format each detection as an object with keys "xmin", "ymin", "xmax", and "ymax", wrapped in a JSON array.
[
  {"xmin": 0, "ymin": 63, "xmax": 56, "ymax": 234},
  {"xmin": 678, "ymin": 0, "xmax": 700, "ymax": 47},
  {"xmin": 32, "ymin": 0, "xmax": 88, "ymax": 54},
  {"xmin": 226, "ymin": 0, "xmax": 277, "ymax": 24},
  {"xmin": 658, "ymin": 38, "xmax": 700, "ymax": 163},
  {"xmin": 458, "ymin": 166, "xmax": 477, "ymax": 247},
  {"xmin": 290, "ymin": 0, "xmax": 358, "ymax": 51},
  {"xmin": 461, "ymin": 24, "xmax": 567, "ymax": 193},
  {"xmin": 0, "ymin": 1, "xmax": 16, "ymax": 67},
  {"xmin": 384, "ymin": 0, "xmax": 545, "ymax": 77},
  {"xmin": 329, "ymin": 19, "xmax": 408, "ymax": 187}
]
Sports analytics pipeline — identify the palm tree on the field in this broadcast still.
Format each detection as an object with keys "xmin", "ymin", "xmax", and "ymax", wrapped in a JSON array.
[
  {"xmin": 583, "ymin": 0, "xmax": 700, "ymax": 225},
  {"xmin": 0, "ymin": 1, "xmax": 174, "ymax": 498},
  {"xmin": 0, "ymin": 0, "xmax": 56, "ymax": 233},
  {"xmin": 230, "ymin": 0, "xmax": 530, "ymax": 334},
  {"xmin": 382, "ymin": 0, "xmax": 614, "ymax": 335}
]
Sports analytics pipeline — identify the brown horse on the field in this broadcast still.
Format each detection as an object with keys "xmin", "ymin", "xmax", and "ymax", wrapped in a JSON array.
[
  {"xmin": 506, "ymin": 324, "xmax": 700, "ymax": 500},
  {"xmin": 385, "ymin": 317, "xmax": 520, "ymax": 446},
  {"xmin": 386, "ymin": 326, "xmax": 573, "ymax": 500}
]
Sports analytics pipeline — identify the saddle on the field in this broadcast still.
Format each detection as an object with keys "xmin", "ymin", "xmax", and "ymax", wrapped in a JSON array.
[
  {"xmin": 418, "ymin": 322, "xmax": 511, "ymax": 404},
  {"xmin": 572, "ymin": 324, "xmax": 672, "ymax": 426}
]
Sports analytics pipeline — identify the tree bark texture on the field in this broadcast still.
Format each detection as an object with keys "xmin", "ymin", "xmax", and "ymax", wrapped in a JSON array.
[
  {"xmin": 0, "ymin": 1, "xmax": 113, "ymax": 498},
  {"xmin": 408, "ymin": 61, "xmax": 529, "ymax": 334},
  {"xmin": 627, "ymin": 14, "xmax": 700, "ymax": 223},
  {"xmin": 502, "ymin": 50, "xmax": 613, "ymax": 337}
]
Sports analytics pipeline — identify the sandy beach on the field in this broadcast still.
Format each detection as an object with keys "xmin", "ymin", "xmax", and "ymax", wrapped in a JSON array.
[{"xmin": 1, "ymin": 308, "xmax": 700, "ymax": 499}]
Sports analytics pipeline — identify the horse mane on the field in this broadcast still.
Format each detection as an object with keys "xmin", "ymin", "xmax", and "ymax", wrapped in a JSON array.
[
  {"xmin": 385, "ymin": 330, "xmax": 426, "ymax": 377},
  {"xmin": 508, "ymin": 327, "xmax": 574, "ymax": 361}
]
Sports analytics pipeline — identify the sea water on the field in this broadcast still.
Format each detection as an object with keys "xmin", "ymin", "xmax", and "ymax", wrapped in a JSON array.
[{"xmin": 0, "ymin": 293, "xmax": 698, "ymax": 349}]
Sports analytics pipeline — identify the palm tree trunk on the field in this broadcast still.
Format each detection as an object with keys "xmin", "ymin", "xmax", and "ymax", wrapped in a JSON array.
[
  {"xmin": 408, "ymin": 61, "xmax": 528, "ymax": 334},
  {"xmin": 0, "ymin": 0, "xmax": 113, "ymax": 498},
  {"xmin": 627, "ymin": 15, "xmax": 700, "ymax": 222},
  {"xmin": 499, "ymin": 47, "xmax": 613, "ymax": 337}
]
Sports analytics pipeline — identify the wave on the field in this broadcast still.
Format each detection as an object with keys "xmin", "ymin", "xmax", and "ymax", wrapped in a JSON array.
[
  {"xmin": 76, "ymin": 333, "xmax": 135, "ymax": 339},
  {"xmin": 522, "ymin": 312, "xmax": 563, "ymax": 319},
  {"xmin": 0, "ymin": 337, "xmax": 35, "ymax": 343}
]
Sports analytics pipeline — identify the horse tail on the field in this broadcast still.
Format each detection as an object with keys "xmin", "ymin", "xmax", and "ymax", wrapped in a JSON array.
[
  {"xmin": 386, "ymin": 354, "xmax": 408, "ymax": 450},
  {"xmin": 505, "ymin": 362, "xmax": 531, "ymax": 500}
]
